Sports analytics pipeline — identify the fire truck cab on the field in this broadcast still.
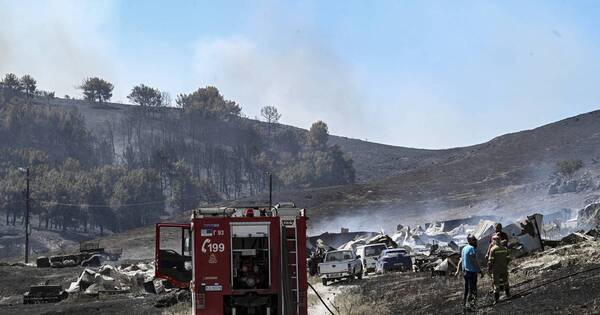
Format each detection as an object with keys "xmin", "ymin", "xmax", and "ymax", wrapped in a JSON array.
[{"xmin": 155, "ymin": 203, "xmax": 308, "ymax": 315}]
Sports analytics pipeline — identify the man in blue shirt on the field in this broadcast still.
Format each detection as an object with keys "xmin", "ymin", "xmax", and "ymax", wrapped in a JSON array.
[{"xmin": 455, "ymin": 234, "xmax": 484, "ymax": 309}]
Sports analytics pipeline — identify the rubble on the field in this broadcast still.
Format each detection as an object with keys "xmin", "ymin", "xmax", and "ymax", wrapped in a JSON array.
[
  {"xmin": 308, "ymin": 230, "xmax": 377, "ymax": 251},
  {"xmin": 36, "ymin": 256, "xmax": 50, "ymax": 268},
  {"xmin": 153, "ymin": 288, "xmax": 191, "ymax": 308},
  {"xmin": 517, "ymin": 238, "xmax": 600, "ymax": 273},
  {"xmin": 557, "ymin": 232, "xmax": 594, "ymax": 245},
  {"xmin": 81, "ymin": 254, "xmax": 103, "ymax": 267},
  {"xmin": 23, "ymin": 284, "xmax": 68, "ymax": 304},
  {"xmin": 366, "ymin": 233, "xmax": 398, "ymax": 248},
  {"xmin": 338, "ymin": 237, "xmax": 368, "ymax": 251},
  {"xmin": 577, "ymin": 202, "xmax": 600, "ymax": 231},
  {"xmin": 432, "ymin": 253, "xmax": 460, "ymax": 275},
  {"xmin": 65, "ymin": 262, "xmax": 157, "ymax": 296},
  {"xmin": 309, "ymin": 213, "xmax": 560, "ymax": 278}
]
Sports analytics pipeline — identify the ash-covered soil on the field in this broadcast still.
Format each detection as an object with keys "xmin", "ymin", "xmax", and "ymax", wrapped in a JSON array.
[
  {"xmin": 0, "ymin": 266, "xmax": 84, "ymax": 297},
  {"xmin": 0, "ymin": 295, "xmax": 162, "ymax": 315},
  {"xmin": 0, "ymin": 265, "xmax": 181, "ymax": 315}
]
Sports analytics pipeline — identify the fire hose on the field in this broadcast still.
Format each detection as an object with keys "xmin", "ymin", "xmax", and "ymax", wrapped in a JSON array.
[{"xmin": 307, "ymin": 282, "xmax": 338, "ymax": 315}]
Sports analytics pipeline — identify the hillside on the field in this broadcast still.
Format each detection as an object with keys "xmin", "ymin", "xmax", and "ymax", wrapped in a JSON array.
[
  {"xmin": 59, "ymin": 109, "xmax": 600, "ymax": 248},
  {"xmin": 4, "ymin": 98, "xmax": 600, "ymax": 259},
  {"xmin": 240, "ymin": 110, "xmax": 600, "ymax": 233},
  {"xmin": 45, "ymin": 97, "xmax": 461, "ymax": 183},
  {"xmin": 28, "ymin": 101, "xmax": 600, "ymax": 230}
]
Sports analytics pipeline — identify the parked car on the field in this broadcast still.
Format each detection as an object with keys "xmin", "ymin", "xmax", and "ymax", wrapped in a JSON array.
[
  {"xmin": 375, "ymin": 248, "xmax": 412, "ymax": 274},
  {"xmin": 318, "ymin": 250, "xmax": 363, "ymax": 286},
  {"xmin": 356, "ymin": 243, "xmax": 388, "ymax": 275}
]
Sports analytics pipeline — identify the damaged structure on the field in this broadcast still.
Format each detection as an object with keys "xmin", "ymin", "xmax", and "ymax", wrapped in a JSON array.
[{"xmin": 309, "ymin": 213, "xmax": 553, "ymax": 277}]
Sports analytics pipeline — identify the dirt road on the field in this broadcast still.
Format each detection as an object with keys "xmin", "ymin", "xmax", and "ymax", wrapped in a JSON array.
[{"xmin": 308, "ymin": 276, "xmax": 365, "ymax": 315}]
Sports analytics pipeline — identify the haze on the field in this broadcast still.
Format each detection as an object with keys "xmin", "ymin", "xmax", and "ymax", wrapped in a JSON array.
[{"xmin": 1, "ymin": 0, "xmax": 599, "ymax": 148}]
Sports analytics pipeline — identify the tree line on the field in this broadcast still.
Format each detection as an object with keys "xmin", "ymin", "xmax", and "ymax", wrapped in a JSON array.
[{"xmin": 0, "ymin": 73, "xmax": 355, "ymax": 234}]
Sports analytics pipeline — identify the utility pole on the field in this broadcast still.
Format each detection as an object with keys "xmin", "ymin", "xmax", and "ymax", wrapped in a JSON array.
[
  {"xmin": 267, "ymin": 172, "xmax": 273, "ymax": 209},
  {"xmin": 25, "ymin": 167, "xmax": 30, "ymax": 264},
  {"xmin": 19, "ymin": 167, "xmax": 30, "ymax": 264}
]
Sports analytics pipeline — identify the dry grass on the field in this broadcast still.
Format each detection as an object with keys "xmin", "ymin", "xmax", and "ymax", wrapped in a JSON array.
[
  {"xmin": 336, "ymin": 290, "xmax": 391, "ymax": 315},
  {"xmin": 332, "ymin": 272, "xmax": 473, "ymax": 315},
  {"xmin": 161, "ymin": 301, "xmax": 190, "ymax": 315}
]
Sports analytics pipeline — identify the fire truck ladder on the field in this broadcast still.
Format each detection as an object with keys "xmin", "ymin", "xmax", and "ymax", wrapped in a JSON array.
[{"xmin": 280, "ymin": 223, "xmax": 300, "ymax": 315}]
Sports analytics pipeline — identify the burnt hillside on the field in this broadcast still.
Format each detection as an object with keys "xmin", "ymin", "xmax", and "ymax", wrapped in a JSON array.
[
  {"xmin": 45, "ymin": 97, "xmax": 461, "ymax": 183},
  {"xmin": 11, "ymin": 95, "xmax": 600, "ymax": 234}
]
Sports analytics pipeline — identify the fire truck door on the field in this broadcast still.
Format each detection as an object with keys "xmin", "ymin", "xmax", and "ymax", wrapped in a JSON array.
[{"xmin": 156, "ymin": 223, "xmax": 192, "ymax": 287}]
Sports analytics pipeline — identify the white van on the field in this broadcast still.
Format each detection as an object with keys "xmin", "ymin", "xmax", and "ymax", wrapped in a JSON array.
[{"xmin": 355, "ymin": 243, "xmax": 388, "ymax": 274}]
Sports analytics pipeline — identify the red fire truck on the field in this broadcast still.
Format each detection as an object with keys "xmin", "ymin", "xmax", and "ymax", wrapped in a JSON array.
[{"xmin": 155, "ymin": 203, "xmax": 308, "ymax": 315}]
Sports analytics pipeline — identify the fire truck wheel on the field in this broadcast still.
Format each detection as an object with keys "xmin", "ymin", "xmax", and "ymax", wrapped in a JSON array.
[{"xmin": 322, "ymin": 278, "xmax": 328, "ymax": 286}]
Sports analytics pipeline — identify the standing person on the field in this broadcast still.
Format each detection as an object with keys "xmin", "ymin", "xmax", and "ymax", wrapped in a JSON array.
[
  {"xmin": 486, "ymin": 223, "xmax": 509, "ymax": 260},
  {"xmin": 308, "ymin": 239, "xmax": 326, "ymax": 276},
  {"xmin": 455, "ymin": 234, "xmax": 484, "ymax": 310},
  {"xmin": 488, "ymin": 235, "xmax": 511, "ymax": 304}
]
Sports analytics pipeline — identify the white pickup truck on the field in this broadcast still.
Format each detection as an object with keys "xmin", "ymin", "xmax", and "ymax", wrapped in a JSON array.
[{"xmin": 317, "ymin": 250, "xmax": 363, "ymax": 286}]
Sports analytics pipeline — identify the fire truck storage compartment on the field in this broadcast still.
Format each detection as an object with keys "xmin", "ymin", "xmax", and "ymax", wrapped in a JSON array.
[{"xmin": 231, "ymin": 222, "xmax": 271, "ymax": 290}]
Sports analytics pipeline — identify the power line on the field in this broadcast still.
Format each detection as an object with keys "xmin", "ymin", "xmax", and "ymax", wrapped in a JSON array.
[
  {"xmin": 36, "ymin": 192, "xmax": 211, "ymax": 209},
  {"xmin": 39, "ymin": 200, "xmax": 165, "ymax": 208}
]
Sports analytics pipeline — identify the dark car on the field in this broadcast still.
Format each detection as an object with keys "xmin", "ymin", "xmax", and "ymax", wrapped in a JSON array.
[{"xmin": 375, "ymin": 248, "xmax": 412, "ymax": 274}]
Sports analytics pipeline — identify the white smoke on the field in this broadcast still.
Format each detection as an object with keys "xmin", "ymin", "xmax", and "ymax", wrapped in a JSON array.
[
  {"xmin": 191, "ymin": 35, "xmax": 369, "ymax": 138},
  {"xmin": 0, "ymin": 1, "xmax": 118, "ymax": 99}
]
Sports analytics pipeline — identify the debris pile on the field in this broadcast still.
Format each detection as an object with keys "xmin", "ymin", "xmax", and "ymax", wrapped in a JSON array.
[
  {"xmin": 308, "ymin": 231, "xmax": 377, "ymax": 252},
  {"xmin": 517, "ymin": 236, "xmax": 600, "ymax": 273},
  {"xmin": 65, "ymin": 262, "xmax": 159, "ymax": 296},
  {"xmin": 577, "ymin": 202, "xmax": 600, "ymax": 232},
  {"xmin": 308, "ymin": 212, "xmax": 566, "ymax": 277}
]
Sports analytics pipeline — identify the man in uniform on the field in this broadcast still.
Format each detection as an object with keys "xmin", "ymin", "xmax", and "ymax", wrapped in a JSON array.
[
  {"xmin": 488, "ymin": 235, "xmax": 511, "ymax": 304},
  {"xmin": 308, "ymin": 239, "xmax": 326, "ymax": 276},
  {"xmin": 486, "ymin": 223, "xmax": 509, "ymax": 260}
]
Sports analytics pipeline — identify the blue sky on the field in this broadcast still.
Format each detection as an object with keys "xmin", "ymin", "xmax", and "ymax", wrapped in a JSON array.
[{"xmin": 1, "ymin": 1, "xmax": 600, "ymax": 148}]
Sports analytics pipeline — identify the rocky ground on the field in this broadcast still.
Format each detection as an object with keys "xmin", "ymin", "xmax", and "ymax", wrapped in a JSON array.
[{"xmin": 309, "ymin": 239, "xmax": 600, "ymax": 315}]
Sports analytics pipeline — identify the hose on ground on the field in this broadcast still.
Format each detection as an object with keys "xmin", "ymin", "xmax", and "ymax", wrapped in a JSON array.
[{"xmin": 307, "ymin": 282, "xmax": 338, "ymax": 315}]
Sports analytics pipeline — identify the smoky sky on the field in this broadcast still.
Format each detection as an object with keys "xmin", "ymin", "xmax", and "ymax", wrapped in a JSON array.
[{"xmin": 2, "ymin": 1, "xmax": 600, "ymax": 149}]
